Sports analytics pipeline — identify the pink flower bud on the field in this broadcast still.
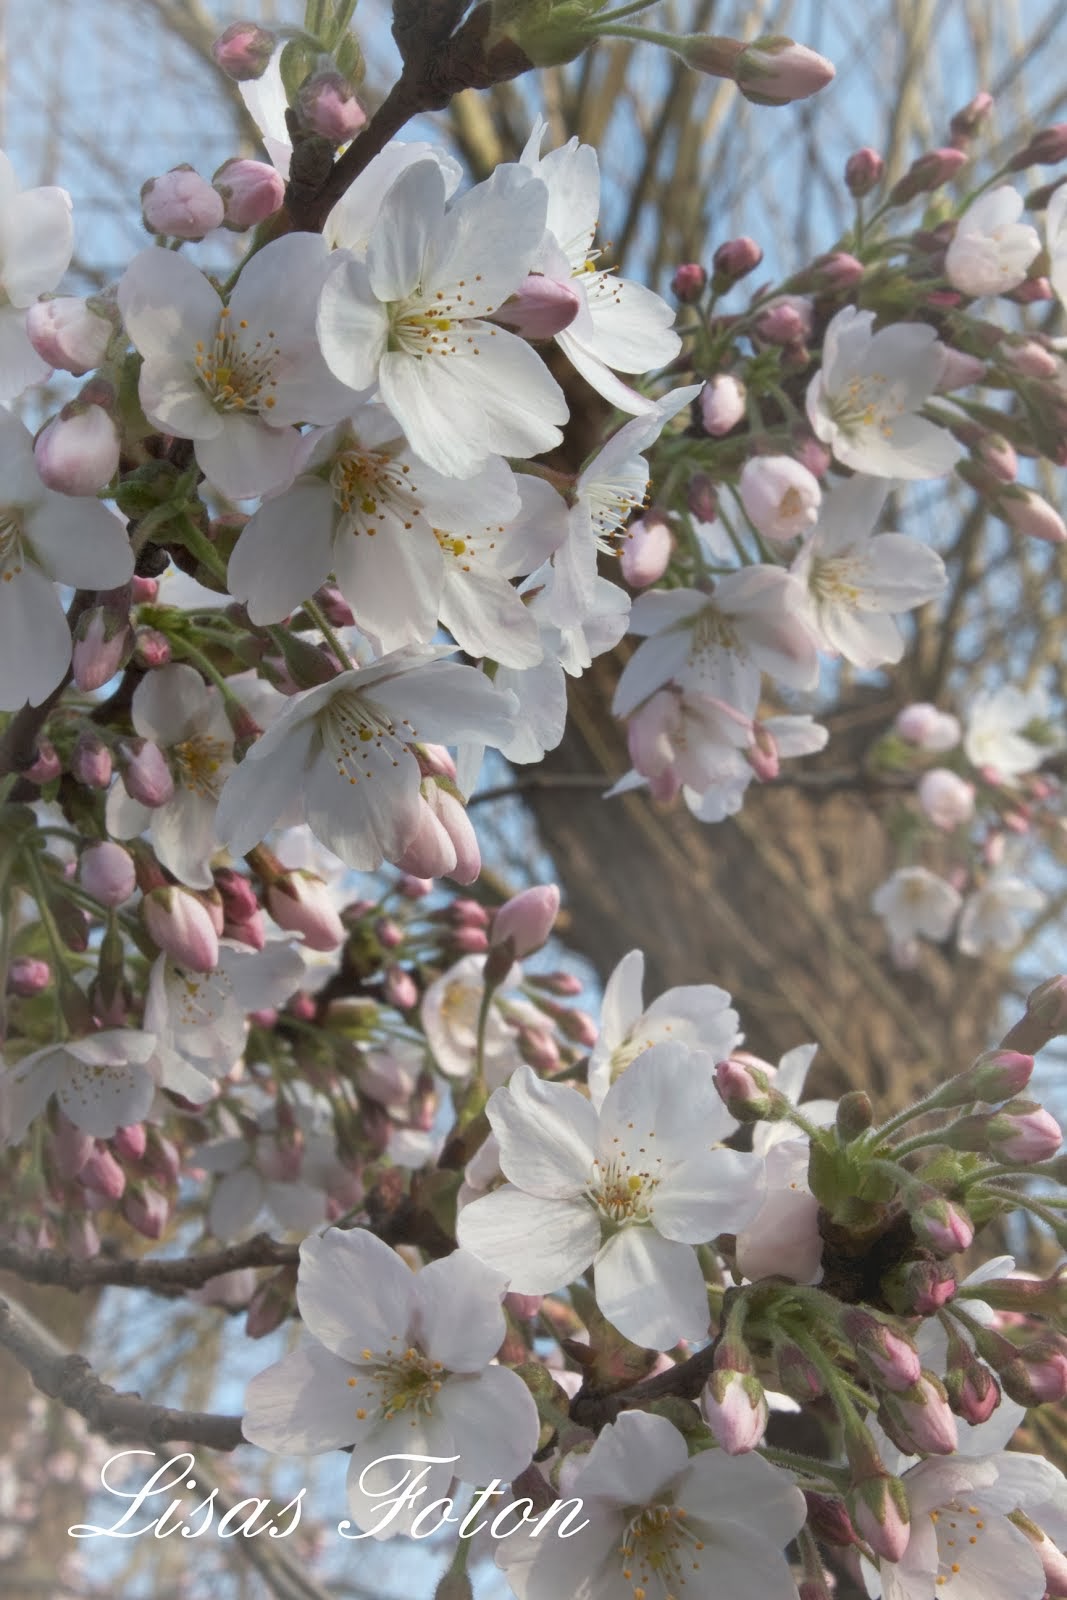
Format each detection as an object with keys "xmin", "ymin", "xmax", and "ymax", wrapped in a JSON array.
[
  {"xmin": 974, "ymin": 431, "xmax": 1017, "ymax": 482},
  {"xmin": 754, "ymin": 300, "xmax": 808, "ymax": 344},
  {"xmin": 620, "ymin": 511, "xmax": 673, "ymax": 587},
  {"xmin": 453, "ymin": 925, "xmax": 489, "ymax": 954},
  {"xmin": 245, "ymin": 1266, "xmax": 297, "ymax": 1338},
  {"xmin": 214, "ymin": 866, "xmax": 259, "ymax": 925},
  {"xmin": 213, "ymin": 158, "xmax": 286, "ymax": 231},
  {"xmin": 226, "ymin": 909, "xmax": 266, "ymax": 949},
  {"xmin": 700, "ymin": 373, "xmax": 746, "ymax": 435},
  {"xmin": 738, "ymin": 454, "xmax": 821, "ymax": 541},
  {"xmin": 52, "ymin": 1114, "xmax": 92, "ymax": 1178},
  {"xmin": 1009, "ymin": 123, "xmax": 1067, "ymax": 170},
  {"xmin": 133, "ymin": 628, "xmax": 172, "ymax": 670},
  {"xmin": 432, "ymin": 785, "xmax": 481, "ymax": 885},
  {"xmin": 374, "ymin": 917, "xmax": 402, "ymax": 950},
  {"xmin": 558, "ymin": 1008, "xmax": 598, "ymax": 1048},
  {"xmin": 747, "ymin": 723, "xmax": 779, "ymax": 782},
  {"xmin": 35, "ymin": 406, "xmax": 120, "ymax": 496},
  {"xmin": 121, "ymin": 739, "xmax": 174, "ymax": 807},
  {"xmin": 845, "ymin": 147, "xmax": 885, "ymax": 197},
  {"xmin": 80, "ymin": 1144, "xmax": 126, "ymax": 1201},
  {"xmin": 1025, "ymin": 1530, "xmax": 1067, "ymax": 1598},
  {"xmin": 131, "ymin": 575, "xmax": 159, "ymax": 604},
  {"xmin": 79, "ymin": 842, "xmax": 136, "ymax": 907},
  {"xmin": 452, "ymin": 898, "xmax": 490, "ymax": 928},
  {"xmin": 383, "ymin": 966, "xmax": 418, "ymax": 1011},
  {"xmin": 848, "ymin": 1476, "xmax": 911, "ymax": 1563},
  {"xmin": 713, "ymin": 237, "xmax": 763, "ymax": 285},
  {"xmin": 911, "ymin": 1196, "xmax": 974, "ymax": 1255},
  {"xmin": 26, "ymin": 296, "xmax": 112, "ymax": 375},
  {"xmin": 517, "ymin": 1024, "xmax": 562, "ymax": 1072},
  {"xmin": 793, "ymin": 434, "xmax": 832, "ymax": 478},
  {"xmin": 687, "ymin": 471, "xmax": 719, "ymax": 522},
  {"xmin": 145, "ymin": 1132, "xmax": 182, "ymax": 1185},
  {"xmin": 701, "ymin": 1370, "xmax": 769, "ymax": 1454},
  {"xmin": 890, "ymin": 147, "xmax": 968, "ymax": 206},
  {"xmin": 297, "ymin": 72, "xmax": 367, "ymax": 143},
  {"xmin": 71, "ymin": 604, "xmax": 131, "ymax": 693},
  {"xmin": 893, "ymin": 702, "xmax": 961, "ymax": 751},
  {"xmin": 884, "ymin": 1257, "xmax": 957, "ymax": 1316},
  {"xmin": 491, "ymin": 885, "xmax": 561, "ymax": 957},
  {"xmin": 950, "ymin": 92, "xmax": 994, "ymax": 145},
  {"xmin": 25, "ymin": 738, "xmax": 61, "ymax": 783},
  {"xmin": 940, "ymin": 1048, "xmax": 1034, "ymax": 1107},
  {"xmin": 492, "ymin": 273, "xmax": 581, "ymax": 338},
  {"xmin": 804, "ymin": 1491, "xmax": 858, "ymax": 1549},
  {"xmin": 842, "ymin": 1311, "xmax": 922, "ymax": 1392},
  {"xmin": 528, "ymin": 970, "xmax": 583, "ymax": 997},
  {"xmin": 70, "ymin": 729, "xmax": 113, "ymax": 789},
  {"xmin": 211, "ymin": 20, "xmax": 275, "ymax": 80},
  {"xmin": 1001, "ymin": 338, "xmax": 1060, "ymax": 378},
  {"xmin": 733, "ymin": 35, "xmax": 836, "ymax": 106},
  {"xmin": 1001, "ymin": 1337, "xmax": 1067, "ymax": 1405},
  {"xmin": 987, "ymin": 1099, "xmax": 1062, "ymax": 1163},
  {"xmin": 122, "ymin": 1182, "xmax": 170, "ymax": 1239},
  {"xmin": 398, "ymin": 874, "xmax": 433, "ymax": 898},
  {"xmin": 142, "ymin": 887, "xmax": 219, "ymax": 972},
  {"xmin": 814, "ymin": 250, "xmax": 865, "ymax": 289},
  {"xmin": 671, "ymin": 262, "xmax": 708, "ymax": 302},
  {"xmin": 266, "ymin": 871, "xmax": 345, "ymax": 952},
  {"xmin": 945, "ymin": 1360, "xmax": 1001, "ymax": 1425},
  {"xmin": 998, "ymin": 486, "xmax": 1067, "ymax": 543},
  {"xmin": 878, "ymin": 1373, "xmax": 958, "ymax": 1455},
  {"xmin": 936, "ymin": 346, "xmax": 987, "ymax": 391},
  {"xmin": 419, "ymin": 743, "xmax": 458, "ymax": 781},
  {"xmin": 917, "ymin": 767, "xmax": 975, "ymax": 830},
  {"xmin": 202, "ymin": 887, "xmax": 225, "ymax": 936},
  {"xmin": 142, "ymin": 166, "xmax": 225, "ymax": 240},
  {"xmin": 112, "ymin": 1123, "xmax": 147, "ymax": 1162},
  {"xmin": 8, "ymin": 956, "xmax": 51, "ymax": 996},
  {"xmin": 715, "ymin": 1057, "xmax": 775, "ymax": 1120}
]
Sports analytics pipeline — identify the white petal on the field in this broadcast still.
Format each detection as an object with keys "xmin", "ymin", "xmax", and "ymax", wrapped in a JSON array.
[
  {"xmin": 0, "ymin": 562, "xmax": 70, "ymax": 710},
  {"xmin": 243, "ymin": 1341, "xmax": 372, "ymax": 1454},
  {"xmin": 26, "ymin": 496, "xmax": 132, "ymax": 590},
  {"xmin": 297, "ymin": 1228, "xmax": 418, "ymax": 1361},
  {"xmin": 576, "ymin": 1409, "xmax": 689, "ymax": 1506},
  {"xmin": 342, "ymin": 1411, "xmax": 457, "ymax": 1539},
  {"xmin": 594, "ymin": 1228, "xmax": 710, "ymax": 1347},
  {"xmin": 435, "ymin": 1367, "xmax": 540, "ymax": 1480},
  {"xmin": 415, "ymin": 1250, "xmax": 508, "ymax": 1371},
  {"xmin": 456, "ymin": 1187, "xmax": 599, "ymax": 1293},
  {"xmin": 487, "ymin": 1065, "xmax": 598, "ymax": 1196},
  {"xmin": 196, "ymin": 415, "xmax": 303, "ymax": 500},
  {"xmin": 228, "ymin": 481, "xmax": 337, "ymax": 624}
]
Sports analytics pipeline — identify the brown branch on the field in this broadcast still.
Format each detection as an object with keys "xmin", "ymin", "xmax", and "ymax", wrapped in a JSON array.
[
  {"xmin": 0, "ymin": 1233, "xmax": 298, "ymax": 1297},
  {"xmin": 0, "ymin": 1293, "xmax": 245, "ymax": 1450},
  {"xmin": 570, "ymin": 1335, "xmax": 719, "ymax": 1429}
]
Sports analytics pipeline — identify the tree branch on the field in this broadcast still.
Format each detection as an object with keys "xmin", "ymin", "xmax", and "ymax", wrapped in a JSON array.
[
  {"xmin": 0, "ymin": 1233, "xmax": 299, "ymax": 1296},
  {"xmin": 0, "ymin": 1293, "xmax": 245, "ymax": 1450}
]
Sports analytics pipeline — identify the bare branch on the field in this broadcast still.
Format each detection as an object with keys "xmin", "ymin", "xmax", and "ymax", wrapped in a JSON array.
[{"xmin": 0, "ymin": 1234, "xmax": 299, "ymax": 1297}]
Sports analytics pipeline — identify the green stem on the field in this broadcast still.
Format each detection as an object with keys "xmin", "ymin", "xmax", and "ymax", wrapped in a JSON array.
[
  {"xmin": 592, "ymin": 0, "xmax": 662, "ymax": 24},
  {"xmin": 21, "ymin": 851, "xmax": 74, "ymax": 1038},
  {"xmin": 174, "ymin": 514, "xmax": 229, "ymax": 586},
  {"xmin": 302, "ymin": 598, "xmax": 353, "ymax": 668},
  {"xmin": 759, "ymin": 1445, "xmax": 848, "ymax": 1488}
]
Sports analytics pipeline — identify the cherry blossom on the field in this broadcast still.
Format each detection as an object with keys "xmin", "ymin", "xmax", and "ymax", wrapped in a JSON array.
[
  {"xmin": 4, "ymin": 1031, "xmax": 161, "ymax": 1142},
  {"xmin": 963, "ymin": 685, "xmax": 1058, "ymax": 779},
  {"xmin": 242, "ymin": 1228, "xmax": 539, "ymax": 1537},
  {"xmin": 117, "ymin": 234, "xmax": 356, "ymax": 499},
  {"xmin": 871, "ymin": 867, "xmax": 963, "ymax": 951},
  {"xmin": 958, "ymin": 871, "xmax": 1046, "ymax": 957},
  {"xmin": 0, "ymin": 150, "xmax": 74, "ymax": 403},
  {"xmin": 806, "ymin": 308, "xmax": 964, "ymax": 478},
  {"xmin": 215, "ymin": 648, "xmax": 518, "ymax": 870},
  {"xmin": 945, "ymin": 186, "xmax": 1042, "ymax": 299},
  {"xmin": 791, "ymin": 475, "xmax": 947, "ymax": 669},
  {"xmin": 497, "ymin": 1410, "xmax": 806, "ymax": 1600},
  {"xmin": 457, "ymin": 1046, "xmax": 764, "ymax": 1348},
  {"xmin": 0, "ymin": 409, "xmax": 132, "ymax": 710},
  {"xmin": 317, "ymin": 160, "xmax": 568, "ymax": 477}
]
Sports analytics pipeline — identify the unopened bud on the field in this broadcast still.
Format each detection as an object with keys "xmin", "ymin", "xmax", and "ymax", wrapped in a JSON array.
[
  {"xmin": 894, "ymin": 702, "xmax": 961, "ymax": 750},
  {"xmin": 996, "ymin": 486, "xmax": 1067, "ymax": 544},
  {"xmin": 491, "ymin": 885, "xmax": 560, "ymax": 958},
  {"xmin": 1009, "ymin": 123, "xmax": 1067, "ymax": 170},
  {"xmin": 384, "ymin": 966, "xmax": 418, "ymax": 1011},
  {"xmin": 883, "ymin": 1257, "xmax": 957, "ymax": 1316},
  {"xmin": 245, "ymin": 1265, "xmax": 297, "ymax": 1337},
  {"xmin": 81, "ymin": 1143, "xmax": 126, "ymax": 1200},
  {"xmin": 297, "ymin": 72, "xmax": 367, "ymax": 143},
  {"xmin": 142, "ymin": 166, "xmax": 224, "ymax": 240},
  {"xmin": 985, "ymin": 1099, "xmax": 1063, "ymax": 1163},
  {"xmin": 1007, "ymin": 275, "xmax": 1053, "ymax": 303},
  {"xmin": 492, "ymin": 274, "xmax": 581, "ymax": 338},
  {"xmin": 937, "ymin": 1048, "xmax": 1034, "ymax": 1108},
  {"xmin": 120, "ymin": 739, "xmax": 174, "ymax": 808},
  {"xmin": 35, "ymin": 405, "xmax": 120, "ymax": 496},
  {"xmin": 878, "ymin": 1372, "xmax": 958, "ymax": 1455},
  {"xmin": 701, "ymin": 1369, "xmax": 769, "ymax": 1454},
  {"xmin": 25, "ymin": 738, "xmax": 61, "ymax": 783},
  {"xmin": 72, "ymin": 604, "xmax": 131, "ymax": 693},
  {"xmin": 944, "ymin": 1358, "xmax": 1001, "ymax": 1425},
  {"xmin": 1000, "ymin": 1337, "xmax": 1067, "ymax": 1406},
  {"xmin": 8, "ymin": 956, "xmax": 51, "ymax": 996},
  {"xmin": 845, "ymin": 147, "xmax": 885, "ymax": 197},
  {"xmin": 142, "ymin": 886, "xmax": 219, "ymax": 972},
  {"xmin": 712, "ymin": 237, "xmax": 763, "ymax": 285},
  {"xmin": 687, "ymin": 471, "xmax": 719, "ymax": 522},
  {"xmin": 911, "ymin": 1196, "xmax": 974, "ymax": 1255},
  {"xmin": 213, "ymin": 158, "xmax": 286, "ymax": 231},
  {"xmin": 26, "ymin": 296, "xmax": 112, "ymax": 375},
  {"xmin": 112, "ymin": 1122, "xmax": 147, "ymax": 1163},
  {"xmin": 949, "ymin": 92, "xmax": 994, "ymax": 146},
  {"xmin": 79, "ymin": 842, "xmax": 136, "ymax": 907},
  {"xmin": 211, "ymin": 20, "xmax": 275, "ymax": 80},
  {"xmin": 848, "ymin": 1475, "xmax": 911, "ymax": 1563},
  {"xmin": 620, "ymin": 511, "xmax": 673, "ymax": 587},
  {"xmin": 804, "ymin": 1491, "xmax": 857, "ymax": 1548},
  {"xmin": 71, "ymin": 729, "xmax": 113, "ymax": 789},
  {"xmin": 732, "ymin": 34, "xmax": 836, "ymax": 106},
  {"xmin": 842, "ymin": 1310, "xmax": 922, "ymax": 1392},
  {"xmin": 714, "ymin": 1057, "xmax": 777, "ymax": 1120},
  {"xmin": 889, "ymin": 147, "xmax": 968, "ymax": 206},
  {"xmin": 836, "ymin": 1090, "xmax": 874, "ymax": 1142},
  {"xmin": 122, "ymin": 1182, "xmax": 170, "ymax": 1239},
  {"xmin": 700, "ymin": 373, "xmax": 746, "ymax": 436},
  {"xmin": 671, "ymin": 262, "xmax": 707, "ymax": 302},
  {"xmin": 266, "ymin": 871, "xmax": 345, "ymax": 952}
]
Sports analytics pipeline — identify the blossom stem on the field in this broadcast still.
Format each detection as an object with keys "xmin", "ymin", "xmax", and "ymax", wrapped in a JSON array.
[
  {"xmin": 758, "ymin": 1445, "xmax": 849, "ymax": 1489},
  {"xmin": 592, "ymin": 0, "xmax": 662, "ymax": 25},
  {"xmin": 301, "ymin": 598, "xmax": 353, "ymax": 667},
  {"xmin": 173, "ymin": 514, "xmax": 229, "ymax": 586}
]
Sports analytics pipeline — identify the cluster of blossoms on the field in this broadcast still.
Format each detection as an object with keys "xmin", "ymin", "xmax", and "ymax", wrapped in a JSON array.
[{"xmin": 0, "ymin": 3, "xmax": 1065, "ymax": 1598}]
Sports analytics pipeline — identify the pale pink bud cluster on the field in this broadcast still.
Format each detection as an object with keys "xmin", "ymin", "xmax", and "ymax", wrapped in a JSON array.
[
  {"xmin": 35, "ymin": 405, "xmax": 120, "ymax": 496},
  {"xmin": 266, "ymin": 871, "xmax": 345, "ymax": 952},
  {"xmin": 26, "ymin": 296, "xmax": 112, "ymax": 375},
  {"xmin": 397, "ymin": 783, "xmax": 481, "ymax": 884},
  {"xmin": 213, "ymin": 158, "xmax": 286, "ymax": 231},
  {"xmin": 79, "ymin": 842, "xmax": 136, "ymax": 907},
  {"xmin": 142, "ymin": 887, "xmax": 219, "ymax": 972}
]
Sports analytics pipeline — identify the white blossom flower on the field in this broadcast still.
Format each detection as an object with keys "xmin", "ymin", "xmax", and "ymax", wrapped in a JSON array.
[
  {"xmin": 519, "ymin": 122, "xmax": 681, "ymax": 414},
  {"xmin": 945, "ymin": 186, "xmax": 1042, "ymax": 298},
  {"xmin": 105, "ymin": 663, "xmax": 235, "ymax": 889},
  {"xmin": 0, "ymin": 410, "xmax": 132, "ymax": 710},
  {"xmin": 215, "ymin": 648, "xmax": 517, "ymax": 870},
  {"xmin": 118, "ymin": 234, "xmax": 356, "ymax": 499},
  {"xmin": 457, "ymin": 1046, "xmax": 764, "ymax": 1349},
  {"xmin": 550, "ymin": 384, "xmax": 700, "ymax": 626},
  {"xmin": 421, "ymin": 954, "xmax": 541, "ymax": 1087},
  {"xmin": 963, "ymin": 684, "xmax": 1059, "ymax": 779},
  {"xmin": 791, "ymin": 475, "xmax": 947, "ymax": 668},
  {"xmin": 199, "ymin": 1090, "xmax": 343, "ymax": 1238},
  {"xmin": 683, "ymin": 713, "xmax": 830, "ymax": 823},
  {"xmin": 4, "ymin": 1031, "xmax": 160, "ymax": 1141},
  {"xmin": 735, "ymin": 1045, "xmax": 833, "ymax": 1285},
  {"xmin": 317, "ymin": 160, "xmax": 567, "ymax": 478},
  {"xmin": 738, "ymin": 454, "xmax": 822, "ymax": 541},
  {"xmin": 587, "ymin": 947, "xmax": 741, "ymax": 1107},
  {"xmin": 323, "ymin": 142, "xmax": 462, "ymax": 258},
  {"xmin": 497, "ymin": 1410, "xmax": 806, "ymax": 1600},
  {"xmin": 612, "ymin": 685, "xmax": 757, "ymax": 804},
  {"xmin": 242, "ymin": 1228, "xmax": 539, "ymax": 1537},
  {"xmin": 806, "ymin": 307, "xmax": 964, "ymax": 478},
  {"xmin": 958, "ymin": 871, "xmax": 1046, "ymax": 956},
  {"xmin": 614, "ymin": 569, "xmax": 820, "ymax": 721},
  {"xmin": 871, "ymin": 867, "xmax": 962, "ymax": 947},
  {"xmin": 227, "ymin": 401, "xmax": 520, "ymax": 647},
  {"xmin": 0, "ymin": 150, "xmax": 74, "ymax": 403}
]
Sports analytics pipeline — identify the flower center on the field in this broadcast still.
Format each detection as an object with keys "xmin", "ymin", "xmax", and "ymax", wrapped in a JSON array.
[
  {"xmin": 588, "ymin": 1154, "xmax": 660, "ymax": 1225},
  {"xmin": 172, "ymin": 965, "xmax": 231, "ymax": 1027},
  {"xmin": 930, "ymin": 1498, "xmax": 988, "ymax": 1587},
  {"xmin": 620, "ymin": 1502, "xmax": 705, "ymax": 1600},
  {"xmin": 330, "ymin": 446, "xmax": 416, "ymax": 534},
  {"xmin": 688, "ymin": 606, "xmax": 741, "ymax": 663},
  {"xmin": 319, "ymin": 692, "xmax": 416, "ymax": 787},
  {"xmin": 0, "ymin": 510, "xmax": 26, "ymax": 582},
  {"xmin": 387, "ymin": 277, "xmax": 486, "ymax": 360},
  {"xmin": 808, "ymin": 554, "xmax": 863, "ymax": 607},
  {"xmin": 828, "ymin": 373, "xmax": 901, "ymax": 439},
  {"xmin": 172, "ymin": 734, "xmax": 229, "ymax": 798},
  {"xmin": 194, "ymin": 308, "xmax": 279, "ymax": 415},
  {"xmin": 584, "ymin": 477, "xmax": 649, "ymax": 552},
  {"xmin": 346, "ymin": 1345, "xmax": 445, "ymax": 1425}
]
